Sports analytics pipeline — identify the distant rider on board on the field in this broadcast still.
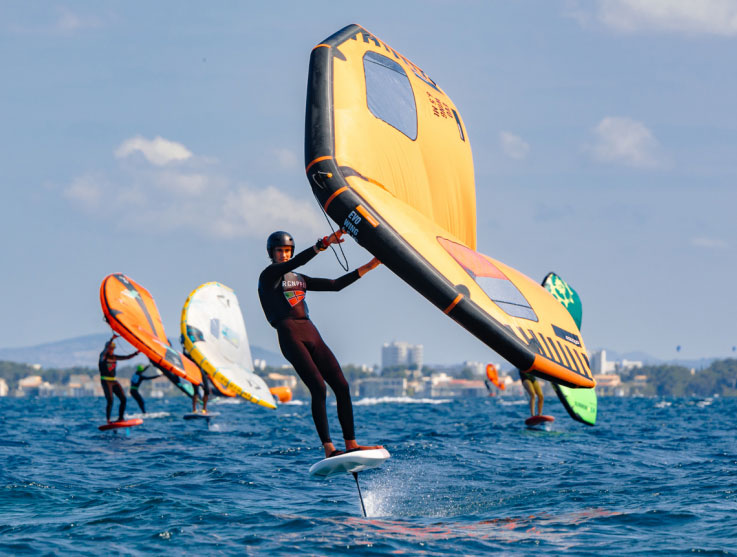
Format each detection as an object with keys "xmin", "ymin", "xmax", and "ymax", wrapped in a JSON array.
[
  {"xmin": 99, "ymin": 336, "xmax": 139, "ymax": 422},
  {"xmin": 180, "ymin": 337, "xmax": 210, "ymax": 414},
  {"xmin": 519, "ymin": 369, "xmax": 544, "ymax": 417},
  {"xmin": 129, "ymin": 363, "xmax": 162, "ymax": 414},
  {"xmin": 258, "ymin": 230, "xmax": 383, "ymax": 458},
  {"xmin": 190, "ymin": 366, "xmax": 210, "ymax": 414}
]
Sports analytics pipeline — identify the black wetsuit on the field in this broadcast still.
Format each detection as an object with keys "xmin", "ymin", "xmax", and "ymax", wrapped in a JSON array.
[
  {"xmin": 195, "ymin": 367, "xmax": 211, "ymax": 398},
  {"xmin": 518, "ymin": 369, "xmax": 537, "ymax": 383},
  {"xmin": 258, "ymin": 246, "xmax": 361, "ymax": 444},
  {"xmin": 98, "ymin": 348, "xmax": 136, "ymax": 422}
]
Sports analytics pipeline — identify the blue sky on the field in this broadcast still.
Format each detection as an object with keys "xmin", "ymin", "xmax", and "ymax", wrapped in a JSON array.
[{"xmin": 2, "ymin": 1, "xmax": 736, "ymax": 366}]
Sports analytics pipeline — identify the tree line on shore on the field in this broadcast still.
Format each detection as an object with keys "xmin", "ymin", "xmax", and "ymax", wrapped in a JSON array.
[
  {"xmin": 1, "ymin": 358, "xmax": 736, "ymax": 397},
  {"xmin": 619, "ymin": 359, "xmax": 737, "ymax": 397}
]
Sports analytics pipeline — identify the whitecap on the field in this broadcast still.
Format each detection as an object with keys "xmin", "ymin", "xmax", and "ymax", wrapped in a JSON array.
[
  {"xmin": 127, "ymin": 411, "xmax": 170, "ymax": 419},
  {"xmin": 498, "ymin": 399, "xmax": 527, "ymax": 406},
  {"xmin": 210, "ymin": 397, "xmax": 242, "ymax": 405},
  {"xmin": 354, "ymin": 396, "xmax": 451, "ymax": 406}
]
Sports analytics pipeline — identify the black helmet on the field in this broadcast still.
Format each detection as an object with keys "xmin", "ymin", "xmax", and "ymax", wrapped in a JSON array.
[{"xmin": 267, "ymin": 231, "xmax": 295, "ymax": 260}]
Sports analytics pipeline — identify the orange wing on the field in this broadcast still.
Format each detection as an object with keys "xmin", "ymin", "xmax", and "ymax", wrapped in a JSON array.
[
  {"xmin": 100, "ymin": 273, "xmax": 202, "ymax": 386},
  {"xmin": 208, "ymin": 374, "xmax": 239, "ymax": 397}
]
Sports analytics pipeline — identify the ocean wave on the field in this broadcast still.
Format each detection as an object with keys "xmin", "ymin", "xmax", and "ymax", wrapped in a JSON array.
[
  {"xmin": 4, "ymin": 393, "xmax": 736, "ymax": 555},
  {"xmin": 210, "ymin": 397, "xmax": 242, "ymax": 405},
  {"xmin": 498, "ymin": 399, "xmax": 527, "ymax": 406},
  {"xmin": 354, "ymin": 396, "xmax": 450, "ymax": 406},
  {"xmin": 127, "ymin": 411, "xmax": 170, "ymax": 419}
]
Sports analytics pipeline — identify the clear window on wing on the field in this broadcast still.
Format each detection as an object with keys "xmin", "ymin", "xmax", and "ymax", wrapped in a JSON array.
[{"xmin": 363, "ymin": 51, "xmax": 418, "ymax": 140}]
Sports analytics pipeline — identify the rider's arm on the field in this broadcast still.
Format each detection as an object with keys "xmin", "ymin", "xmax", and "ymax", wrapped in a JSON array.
[
  {"xmin": 305, "ymin": 257, "xmax": 380, "ymax": 291},
  {"xmin": 260, "ymin": 246, "xmax": 320, "ymax": 287},
  {"xmin": 304, "ymin": 271, "xmax": 361, "ymax": 292}
]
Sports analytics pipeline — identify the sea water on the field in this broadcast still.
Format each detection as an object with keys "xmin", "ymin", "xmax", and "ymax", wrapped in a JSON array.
[{"xmin": 1, "ymin": 395, "xmax": 735, "ymax": 555}]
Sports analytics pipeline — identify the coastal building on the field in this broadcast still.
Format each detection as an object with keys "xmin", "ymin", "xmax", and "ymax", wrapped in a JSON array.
[
  {"xmin": 502, "ymin": 375, "xmax": 524, "ymax": 396},
  {"xmin": 0, "ymin": 379, "xmax": 8, "ymax": 397},
  {"xmin": 589, "ymin": 350, "xmax": 616, "ymax": 374},
  {"xmin": 357, "ymin": 377, "xmax": 407, "ymax": 398},
  {"xmin": 67, "ymin": 374, "xmax": 101, "ymax": 397},
  {"xmin": 265, "ymin": 372, "xmax": 297, "ymax": 391},
  {"xmin": 618, "ymin": 359, "xmax": 643, "ymax": 372},
  {"xmin": 407, "ymin": 344, "xmax": 423, "ymax": 370},
  {"xmin": 462, "ymin": 361, "xmax": 486, "ymax": 377},
  {"xmin": 382, "ymin": 341, "xmax": 423, "ymax": 370},
  {"xmin": 428, "ymin": 361, "xmax": 491, "ymax": 378},
  {"xmin": 19, "ymin": 375, "xmax": 42, "ymax": 389},
  {"xmin": 381, "ymin": 342, "xmax": 406, "ymax": 368},
  {"xmin": 589, "ymin": 350, "xmax": 644, "ymax": 374},
  {"xmin": 431, "ymin": 378, "xmax": 487, "ymax": 398},
  {"xmin": 593, "ymin": 373, "xmax": 623, "ymax": 396},
  {"xmin": 253, "ymin": 359, "xmax": 267, "ymax": 371},
  {"xmin": 17, "ymin": 375, "xmax": 54, "ymax": 397}
]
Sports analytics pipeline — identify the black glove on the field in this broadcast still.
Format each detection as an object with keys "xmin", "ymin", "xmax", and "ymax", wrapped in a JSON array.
[{"xmin": 315, "ymin": 236, "xmax": 329, "ymax": 251}]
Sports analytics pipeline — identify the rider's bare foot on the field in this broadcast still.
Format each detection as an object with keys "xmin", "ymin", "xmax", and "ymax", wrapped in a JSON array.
[
  {"xmin": 345, "ymin": 440, "xmax": 384, "ymax": 452},
  {"xmin": 323, "ymin": 442, "xmax": 338, "ymax": 458}
]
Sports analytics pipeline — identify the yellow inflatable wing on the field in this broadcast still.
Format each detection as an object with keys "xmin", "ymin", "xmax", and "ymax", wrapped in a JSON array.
[{"xmin": 304, "ymin": 24, "xmax": 593, "ymax": 388}]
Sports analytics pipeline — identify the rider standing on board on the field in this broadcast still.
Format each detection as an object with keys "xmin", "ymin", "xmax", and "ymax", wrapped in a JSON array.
[
  {"xmin": 190, "ymin": 367, "xmax": 210, "ymax": 414},
  {"xmin": 129, "ymin": 363, "xmax": 162, "ymax": 414},
  {"xmin": 519, "ymin": 369, "xmax": 544, "ymax": 417},
  {"xmin": 258, "ymin": 230, "xmax": 382, "ymax": 458},
  {"xmin": 99, "ymin": 336, "xmax": 139, "ymax": 422}
]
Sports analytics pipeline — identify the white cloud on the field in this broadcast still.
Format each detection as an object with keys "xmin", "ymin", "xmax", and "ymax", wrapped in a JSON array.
[
  {"xmin": 55, "ymin": 8, "xmax": 102, "ymax": 33},
  {"xmin": 577, "ymin": 0, "xmax": 737, "ymax": 36},
  {"xmin": 213, "ymin": 185, "xmax": 323, "ymax": 239},
  {"xmin": 153, "ymin": 171, "xmax": 211, "ymax": 196},
  {"xmin": 690, "ymin": 236, "xmax": 729, "ymax": 249},
  {"xmin": 115, "ymin": 136, "xmax": 193, "ymax": 166},
  {"xmin": 499, "ymin": 131, "xmax": 530, "ymax": 160},
  {"xmin": 63, "ymin": 174, "xmax": 104, "ymax": 211},
  {"xmin": 274, "ymin": 148, "xmax": 299, "ymax": 169},
  {"xmin": 587, "ymin": 116, "xmax": 664, "ymax": 168},
  {"xmin": 64, "ymin": 141, "xmax": 322, "ymax": 240},
  {"xmin": 9, "ymin": 8, "xmax": 104, "ymax": 36}
]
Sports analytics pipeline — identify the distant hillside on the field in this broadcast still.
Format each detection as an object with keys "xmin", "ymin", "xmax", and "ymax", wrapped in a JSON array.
[
  {"xmin": 600, "ymin": 348, "xmax": 717, "ymax": 370},
  {"xmin": 0, "ymin": 334, "xmax": 287, "ymax": 369}
]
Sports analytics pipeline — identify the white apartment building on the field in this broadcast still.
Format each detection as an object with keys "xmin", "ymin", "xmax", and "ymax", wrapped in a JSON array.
[{"xmin": 382, "ymin": 341, "xmax": 423, "ymax": 370}]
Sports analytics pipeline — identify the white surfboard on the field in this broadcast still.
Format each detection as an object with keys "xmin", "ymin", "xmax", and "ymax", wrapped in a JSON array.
[{"xmin": 309, "ymin": 449, "xmax": 391, "ymax": 478}]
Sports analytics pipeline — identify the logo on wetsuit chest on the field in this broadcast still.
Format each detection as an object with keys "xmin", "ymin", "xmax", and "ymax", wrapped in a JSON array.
[
  {"xmin": 284, "ymin": 290, "xmax": 305, "ymax": 307},
  {"xmin": 282, "ymin": 274, "xmax": 306, "ymax": 307}
]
